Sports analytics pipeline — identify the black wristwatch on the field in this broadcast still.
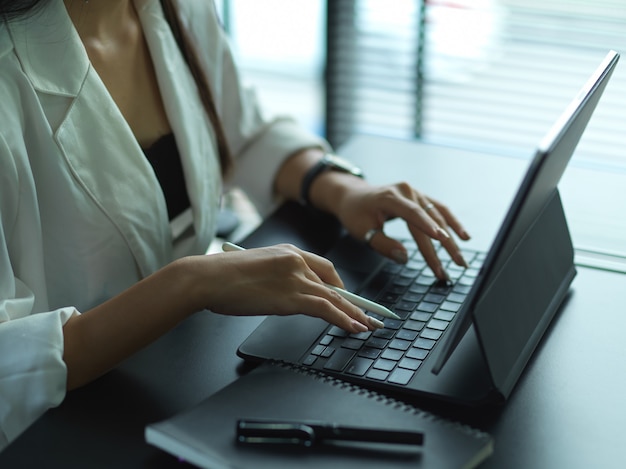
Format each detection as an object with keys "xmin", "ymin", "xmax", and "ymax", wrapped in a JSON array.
[{"xmin": 300, "ymin": 153, "xmax": 364, "ymax": 207}]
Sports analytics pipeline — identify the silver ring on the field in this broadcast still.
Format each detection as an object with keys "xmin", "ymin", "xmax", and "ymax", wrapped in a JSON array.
[
  {"xmin": 424, "ymin": 202, "xmax": 435, "ymax": 212},
  {"xmin": 363, "ymin": 228, "xmax": 381, "ymax": 244}
]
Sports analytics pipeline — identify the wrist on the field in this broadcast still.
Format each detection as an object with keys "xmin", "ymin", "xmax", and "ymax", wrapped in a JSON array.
[
  {"xmin": 300, "ymin": 153, "xmax": 364, "ymax": 209},
  {"xmin": 307, "ymin": 168, "xmax": 369, "ymax": 216}
]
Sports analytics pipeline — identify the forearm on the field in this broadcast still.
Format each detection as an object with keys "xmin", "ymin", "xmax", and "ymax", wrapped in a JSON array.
[{"xmin": 62, "ymin": 257, "xmax": 203, "ymax": 390}]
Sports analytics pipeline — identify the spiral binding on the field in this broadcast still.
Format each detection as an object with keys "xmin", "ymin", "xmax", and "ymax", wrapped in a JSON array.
[{"xmin": 267, "ymin": 359, "xmax": 491, "ymax": 441}]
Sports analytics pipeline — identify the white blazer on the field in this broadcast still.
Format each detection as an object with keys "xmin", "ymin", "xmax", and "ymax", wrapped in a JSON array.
[{"xmin": 0, "ymin": 0, "xmax": 326, "ymax": 448}]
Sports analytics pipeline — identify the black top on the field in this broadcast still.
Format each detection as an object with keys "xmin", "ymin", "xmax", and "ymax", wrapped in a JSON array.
[{"xmin": 142, "ymin": 133, "xmax": 191, "ymax": 220}]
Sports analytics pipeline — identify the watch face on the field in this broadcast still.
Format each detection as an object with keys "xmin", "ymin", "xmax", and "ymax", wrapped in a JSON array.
[{"xmin": 325, "ymin": 154, "xmax": 364, "ymax": 177}]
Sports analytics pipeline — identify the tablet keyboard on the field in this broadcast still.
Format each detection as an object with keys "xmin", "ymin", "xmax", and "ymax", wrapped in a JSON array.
[{"xmin": 301, "ymin": 240, "xmax": 485, "ymax": 386}]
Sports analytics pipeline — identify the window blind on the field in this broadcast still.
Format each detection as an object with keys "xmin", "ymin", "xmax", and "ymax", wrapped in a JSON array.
[{"xmin": 325, "ymin": 0, "xmax": 626, "ymax": 171}]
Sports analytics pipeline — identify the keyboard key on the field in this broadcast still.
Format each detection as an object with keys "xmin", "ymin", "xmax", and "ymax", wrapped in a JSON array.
[
  {"xmin": 387, "ymin": 284, "xmax": 407, "ymax": 295},
  {"xmin": 392, "ymin": 309, "xmax": 412, "ymax": 320},
  {"xmin": 346, "ymin": 357, "xmax": 374, "ymax": 376},
  {"xmin": 458, "ymin": 276, "xmax": 475, "ymax": 287},
  {"xmin": 303, "ymin": 354, "xmax": 317, "ymax": 366},
  {"xmin": 417, "ymin": 302, "xmax": 438, "ymax": 313},
  {"xmin": 406, "ymin": 347, "xmax": 428, "ymax": 360},
  {"xmin": 319, "ymin": 334, "xmax": 333, "ymax": 346},
  {"xmin": 392, "ymin": 277, "xmax": 413, "ymax": 288},
  {"xmin": 387, "ymin": 368, "xmax": 415, "ymax": 385},
  {"xmin": 382, "ymin": 263, "xmax": 402, "ymax": 274},
  {"xmin": 379, "ymin": 292, "xmax": 400, "ymax": 304},
  {"xmin": 372, "ymin": 328, "xmax": 395, "ymax": 339},
  {"xmin": 381, "ymin": 349, "xmax": 404, "ymax": 361},
  {"xmin": 396, "ymin": 300, "xmax": 418, "ymax": 311},
  {"xmin": 408, "ymin": 283, "xmax": 429, "ymax": 294},
  {"xmin": 430, "ymin": 282, "xmax": 453, "ymax": 296},
  {"xmin": 382, "ymin": 319, "xmax": 402, "ymax": 330},
  {"xmin": 342, "ymin": 338, "xmax": 366, "ymax": 350},
  {"xmin": 421, "ymin": 328, "xmax": 443, "ymax": 341},
  {"xmin": 434, "ymin": 310, "xmax": 455, "ymax": 321},
  {"xmin": 402, "ymin": 292, "xmax": 423, "ymax": 303},
  {"xmin": 321, "ymin": 346, "xmax": 335, "ymax": 358},
  {"xmin": 398, "ymin": 357, "xmax": 422, "ymax": 371},
  {"xmin": 427, "ymin": 319, "xmax": 449, "ymax": 331},
  {"xmin": 399, "ymin": 267, "xmax": 420, "ymax": 279},
  {"xmin": 389, "ymin": 338, "xmax": 412, "ymax": 351},
  {"xmin": 403, "ymin": 320, "xmax": 426, "ymax": 332},
  {"xmin": 453, "ymin": 284, "xmax": 472, "ymax": 294},
  {"xmin": 311, "ymin": 345, "xmax": 326, "ymax": 356},
  {"xmin": 447, "ymin": 292, "xmax": 467, "ymax": 303},
  {"xmin": 397, "ymin": 327, "xmax": 420, "ymax": 340},
  {"xmin": 366, "ymin": 368, "xmax": 389, "ymax": 381},
  {"xmin": 415, "ymin": 275, "xmax": 435, "ymax": 286},
  {"xmin": 365, "ymin": 337, "xmax": 389, "ymax": 349},
  {"xmin": 410, "ymin": 311, "xmax": 432, "ymax": 322},
  {"xmin": 440, "ymin": 300, "xmax": 461, "ymax": 312},
  {"xmin": 349, "ymin": 331, "xmax": 372, "ymax": 340},
  {"xmin": 424, "ymin": 293, "xmax": 445, "ymax": 304},
  {"xmin": 465, "ymin": 268, "xmax": 480, "ymax": 278},
  {"xmin": 414, "ymin": 337, "xmax": 436, "ymax": 350},
  {"xmin": 327, "ymin": 326, "xmax": 349, "ymax": 337},
  {"xmin": 373, "ymin": 358, "xmax": 396, "ymax": 371},
  {"xmin": 358, "ymin": 347, "xmax": 381, "ymax": 359},
  {"xmin": 447, "ymin": 270, "xmax": 463, "ymax": 281},
  {"xmin": 324, "ymin": 348, "xmax": 356, "ymax": 371}
]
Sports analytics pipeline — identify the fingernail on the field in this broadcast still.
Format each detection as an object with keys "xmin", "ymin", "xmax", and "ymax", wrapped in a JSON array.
[
  {"xmin": 436, "ymin": 227, "xmax": 450, "ymax": 239},
  {"xmin": 352, "ymin": 320, "xmax": 369, "ymax": 332},
  {"xmin": 462, "ymin": 230, "xmax": 471, "ymax": 239},
  {"xmin": 391, "ymin": 249, "xmax": 408, "ymax": 264},
  {"xmin": 458, "ymin": 255, "xmax": 469, "ymax": 269},
  {"xmin": 368, "ymin": 316, "xmax": 385, "ymax": 329}
]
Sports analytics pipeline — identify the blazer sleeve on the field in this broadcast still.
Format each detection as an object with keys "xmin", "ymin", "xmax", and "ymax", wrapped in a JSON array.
[
  {"xmin": 180, "ymin": 1, "xmax": 331, "ymax": 216},
  {"xmin": 0, "ymin": 132, "xmax": 78, "ymax": 450}
]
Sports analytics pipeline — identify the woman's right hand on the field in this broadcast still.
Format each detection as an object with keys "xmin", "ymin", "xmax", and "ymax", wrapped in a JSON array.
[{"xmin": 189, "ymin": 243, "xmax": 381, "ymax": 333}]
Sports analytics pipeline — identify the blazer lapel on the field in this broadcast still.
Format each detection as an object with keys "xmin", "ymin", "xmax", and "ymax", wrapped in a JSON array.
[
  {"xmin": 9, "ymin": 1, "xmax": 174, "ymax": 277},
  {"xmin": 137, "ymin": 0, "xmax": 223, "ymax": 255}
]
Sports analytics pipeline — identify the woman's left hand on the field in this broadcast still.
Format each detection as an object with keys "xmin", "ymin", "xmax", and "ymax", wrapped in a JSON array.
[{"xmin": 334, "ymin": 180, "xmax": 471, "ymax": 280}]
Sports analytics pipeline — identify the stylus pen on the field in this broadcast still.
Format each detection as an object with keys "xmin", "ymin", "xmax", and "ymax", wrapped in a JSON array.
[
  {"xmin": 221, "ymin": 242, "xmax": 400, "ymax": 320},
  {"xmin": 236, "ymin": 419, "xmax": 424, "ymax": 447}
]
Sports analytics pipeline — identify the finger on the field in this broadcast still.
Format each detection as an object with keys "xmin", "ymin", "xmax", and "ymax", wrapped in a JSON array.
[
  {"xmin": 301, "ymin": 282, "xmax": 384, "ymax": 332},
  {"xmin": 286, "ymin": 247, "xmax": 384, "ymax": 331},
  {"xmin": 373, "ymin": 184, "xmax": 445, "ymax": 241},
  {"xmin": 408, "ymin": 227, "xmax": 449, "ymax": 280},
  {"xmin": 296, "ymin": 248, "xmax": 345, "ymax": 289},
  {"xmin": 430, "ymin": 199, "xmax": 471, "ymax": 241},
  {"xmin": 367, "ymin": 230, "xmax": 409, "ymax": 264},
  {"xmin": 417, "ymin": 198, "xmax": 469, "ymax": 268}
]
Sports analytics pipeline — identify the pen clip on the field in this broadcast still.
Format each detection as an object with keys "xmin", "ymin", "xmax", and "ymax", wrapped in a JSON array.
[{"xmin": 236, "ymin": 420, "xmax": 316, "ymax": 447}]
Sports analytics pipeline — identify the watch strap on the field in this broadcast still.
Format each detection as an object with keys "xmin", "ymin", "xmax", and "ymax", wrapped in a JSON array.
[{"xmin": 300, "ymin": 157, "xmax": 331, "ymax": 207}]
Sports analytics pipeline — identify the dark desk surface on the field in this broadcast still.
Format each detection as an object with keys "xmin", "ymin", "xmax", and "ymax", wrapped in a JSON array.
[{"xmin": 2, "ymin": 135, "xmax": 625, "ymax": 468}]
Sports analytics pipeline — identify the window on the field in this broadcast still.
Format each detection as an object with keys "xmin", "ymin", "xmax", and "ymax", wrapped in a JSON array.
[
  {"xmin": 326, "ymin": 0, "xmax": 626, "ymax": 172},
  {"xmin": 219, "ymin": 1, "xmax": 626, "ymax": 264},
  {"xmin": 218, "ymin": 0, "xmax": 326, "ymax": 136}
]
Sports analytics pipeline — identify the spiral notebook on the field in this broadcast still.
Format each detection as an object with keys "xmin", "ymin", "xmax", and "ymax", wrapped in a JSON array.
[{"xmin": 145, "ymin": 362, "xmax": 493, "ymax": 469}]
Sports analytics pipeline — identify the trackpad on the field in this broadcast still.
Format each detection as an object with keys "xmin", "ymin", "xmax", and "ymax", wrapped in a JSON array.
[{"xmin": 237, "ymin": 315, "xmax": 327, "ymax": 363}]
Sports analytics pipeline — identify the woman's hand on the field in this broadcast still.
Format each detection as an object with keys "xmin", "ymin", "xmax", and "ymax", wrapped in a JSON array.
[
  {"xmin": 194, "ymin": 244, "xmax": 382, "ymax": 333},
  {"xmin": 334, "ymin": 180, "xmax": 471, "ymax": 280},
  {"xmin": 273, "ymin": 148, "xmax": 470, "ymax": 281}
]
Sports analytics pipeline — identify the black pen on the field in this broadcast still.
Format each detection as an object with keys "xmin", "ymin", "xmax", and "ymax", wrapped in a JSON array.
[{"xmin": 236, "ymin": 419, "xmax": 424, "ymax": 447}]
